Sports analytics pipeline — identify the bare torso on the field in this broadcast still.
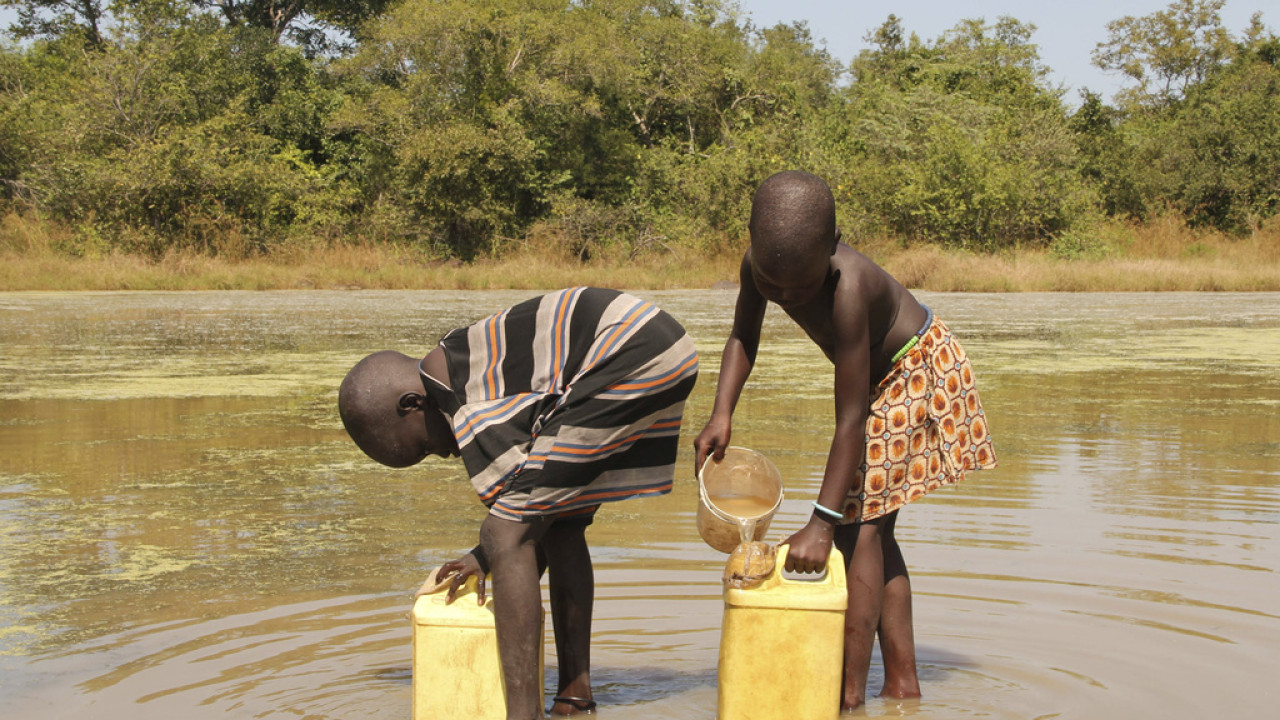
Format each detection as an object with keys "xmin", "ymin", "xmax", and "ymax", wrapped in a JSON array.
[{"xmin": 777, "ymin": 244, "xmax": 927, "ymax": 387}]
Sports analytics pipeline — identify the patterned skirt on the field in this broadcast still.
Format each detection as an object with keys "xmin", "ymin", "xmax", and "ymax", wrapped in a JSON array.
[{"xmin": 839, "ymin": 315, "xmax": 997, "ymax": 523}]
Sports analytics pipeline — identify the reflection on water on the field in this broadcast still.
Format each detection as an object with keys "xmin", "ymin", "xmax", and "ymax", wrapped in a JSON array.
[{"xmin": 2, "ymin": 290, "xmax": 1278, "ymax": 719}]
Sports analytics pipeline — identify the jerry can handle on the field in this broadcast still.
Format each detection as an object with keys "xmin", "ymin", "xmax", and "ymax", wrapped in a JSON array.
[{"xmin": 773, "ymin": 544, "xmax": 845, "ymax": 587}]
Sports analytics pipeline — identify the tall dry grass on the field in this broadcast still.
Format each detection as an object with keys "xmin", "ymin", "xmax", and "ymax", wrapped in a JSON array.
[
  {"xmin": 877, "ymin": 216, "xmax": 1280, "ymax": 292},
  {"xmin": 2, "ymin": 212, "xmax": 1277, "ymax": 292}
]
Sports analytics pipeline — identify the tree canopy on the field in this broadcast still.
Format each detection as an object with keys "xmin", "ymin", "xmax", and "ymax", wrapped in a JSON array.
[{"xmin": 0, "ymin": 0, "xmax": 1275, "ymax": 260}]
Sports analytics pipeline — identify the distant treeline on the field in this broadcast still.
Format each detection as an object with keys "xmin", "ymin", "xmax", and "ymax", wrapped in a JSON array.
[{"xmin": 0, "ymin": 0, "xmax": 1276, "ymax": 260}]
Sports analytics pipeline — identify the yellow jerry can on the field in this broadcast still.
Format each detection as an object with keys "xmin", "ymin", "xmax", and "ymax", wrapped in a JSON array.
[
  {"xmin": 411, "ymin": 570, "xmax": 544, "ymax": 720},
  {"xmin": 718, "ymin": 544, "xmax": 847, "ymax": 720}
]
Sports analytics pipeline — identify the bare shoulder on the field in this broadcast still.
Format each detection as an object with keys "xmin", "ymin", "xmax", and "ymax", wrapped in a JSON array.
[
  {"xmin": 829, "ymin": 244, "xmax": 885, "ymax": 303},
  {"xmin": 829, "ymin": 243, "xmax": 918, "ymax": 337}
]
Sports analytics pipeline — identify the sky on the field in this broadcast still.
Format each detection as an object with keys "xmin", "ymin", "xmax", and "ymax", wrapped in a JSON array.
[{"xmin": 732, "ymin": 0, "xmax": 1276, "ymax": 102}]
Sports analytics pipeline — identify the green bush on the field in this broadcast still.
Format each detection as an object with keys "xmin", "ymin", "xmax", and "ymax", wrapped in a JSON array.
[{"xmin": 0, "ymin": 1, "xmax": 1273, "ymax": 258}]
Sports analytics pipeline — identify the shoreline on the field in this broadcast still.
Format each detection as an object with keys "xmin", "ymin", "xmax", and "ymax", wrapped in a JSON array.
[{"xmin": 3, "ymin": 226, "xmax": 1278, "ymax": 293}]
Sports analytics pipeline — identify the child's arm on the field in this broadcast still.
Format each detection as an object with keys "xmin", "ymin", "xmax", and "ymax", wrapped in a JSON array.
[
  {"xmin": 693, "ymin": 253, "xmax": 767, "ymax": 474},
  {"xmin": 783, "ymin": 282, "xmax": 873, "ymax": 573}
]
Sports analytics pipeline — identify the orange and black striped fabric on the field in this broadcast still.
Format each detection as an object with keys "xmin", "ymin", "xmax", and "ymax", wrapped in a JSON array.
[{"xmin": 423, "ymin": 287, "xmax": 698, "ymax": 522}]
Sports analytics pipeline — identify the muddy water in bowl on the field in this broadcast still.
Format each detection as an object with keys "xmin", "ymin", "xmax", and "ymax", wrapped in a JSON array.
[
  {"xmin": 708, "ymin": 495, "xmax": 776, "ymax": 544},
  {"xmin": 697, "ymin": 447, "xmax": 783, "ymax": 553}
]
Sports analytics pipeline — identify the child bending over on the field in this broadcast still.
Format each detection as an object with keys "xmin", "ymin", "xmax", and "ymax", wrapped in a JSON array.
[
  {"xmin": 694, "ymin": 171, "xmax": 996, "ymax": 710},
  {"xmin": 341, "ymin": 287, "xmax": 698, "ymax": 719}
]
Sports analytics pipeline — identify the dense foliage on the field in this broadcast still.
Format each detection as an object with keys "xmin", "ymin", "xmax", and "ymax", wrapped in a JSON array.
[{"xmin": 0, "ymin": 0, "xmax": 1275, "ymax": 259}]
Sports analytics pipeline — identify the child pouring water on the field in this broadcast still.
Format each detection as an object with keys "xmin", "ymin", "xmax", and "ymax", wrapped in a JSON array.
[{"xmin": 694, "ymin": 171, "xmax": 997, "ymax": 710}]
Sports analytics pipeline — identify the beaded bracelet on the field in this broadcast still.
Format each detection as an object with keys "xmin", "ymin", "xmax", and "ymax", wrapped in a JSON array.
[{"xmin": 811, "ymin": 501, "xmax": 844, "ymax": 523}]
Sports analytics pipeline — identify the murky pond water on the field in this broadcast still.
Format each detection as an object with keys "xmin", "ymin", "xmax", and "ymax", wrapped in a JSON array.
[{"xmin": 2, "ymin": 290, "xmax": 1278, "ymax": 719}]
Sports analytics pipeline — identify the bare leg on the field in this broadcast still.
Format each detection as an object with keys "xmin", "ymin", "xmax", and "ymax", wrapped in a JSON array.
[
  {"xmin": 834, "ymin": 517, "xmax": 886, "ymax": 710},
  {"xmin": 482, "ymin": 514, "xmax": 552, "ymax": 720},
  {"xmin": 541, "ymin": 522, "xmax": 595, "ymax": 716},
  {"xmin": 876, "ymin": 512, "xmax": 921, "ymax": 699}
]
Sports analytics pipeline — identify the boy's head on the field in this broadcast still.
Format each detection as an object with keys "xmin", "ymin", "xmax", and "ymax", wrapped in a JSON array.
[
  {"xmin": 338, "ymin": 350, "xmax": 458, "ymax": 467},
  {"xmin": 748, "ymin": 171, "xmax": 839, "ymax": 307}
]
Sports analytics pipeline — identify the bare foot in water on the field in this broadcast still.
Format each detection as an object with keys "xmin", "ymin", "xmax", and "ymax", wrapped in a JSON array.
[
  {"xmin": 880, "ymin": 668, "xmax": 921, "ymax": 700},
  {"xmin": 880, "ymin": 683, "xmax": 922, "ymax": 700}
]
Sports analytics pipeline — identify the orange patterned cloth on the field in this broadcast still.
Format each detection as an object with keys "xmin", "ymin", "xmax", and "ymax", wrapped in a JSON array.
[{"xmin": 840, "ymin": 315, "xmax": 997, "ymax": 523}]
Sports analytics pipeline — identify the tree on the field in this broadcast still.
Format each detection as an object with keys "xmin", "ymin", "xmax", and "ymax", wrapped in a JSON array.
[
  {"xmin": 1068, "ymin": 90, "xmax": 1146, "ymax": 219},
  {"xmin": 332, "ymin": 0, "xmax": 833, "ymax": 257},
  {"xmin": 2, "ymin": 0, "xmax": 393, "ymax": 54},
  {"xmin": 838, "ymin": 16, "xmax": 1084, "ymax": 248},
  {"xmin": 1092, "ymin": 0, "xmax": 1234, "ymax": 107},
  {"xmin": 3, "ymin": 2, "xmax": 349, "ymax": 255},
  {"xmin": 1, "ymin": 0, "xmax": 111, "ymax": 48},
  {"xmin": 850, "ymin": 15, "xmax": 924, "ymax": 90},
  {"xmin": 194, "ymin": 0, "xmax": 394, "ymax": 53},
  {"xmin": 1152, "ymin": 18, "xmax": 1280, "ymax": 232}
]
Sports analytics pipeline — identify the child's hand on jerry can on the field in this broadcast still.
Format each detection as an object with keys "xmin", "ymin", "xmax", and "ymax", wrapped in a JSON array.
[
  {"xmin": 782, "ymin": 524, "xmax": 835, "ymax": 574},
  {"xmin": 415, "ymin": 553, "xmax": 487, "ymax": 605}
]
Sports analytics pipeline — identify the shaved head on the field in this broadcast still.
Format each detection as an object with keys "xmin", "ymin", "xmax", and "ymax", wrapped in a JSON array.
[
  {"xmin": 338, "ymin": 350, "xmax": 426, "ymax": 467},
  {"xmin": 749, "ymin": 171, "xmax": 837, "ymax": 275}
]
